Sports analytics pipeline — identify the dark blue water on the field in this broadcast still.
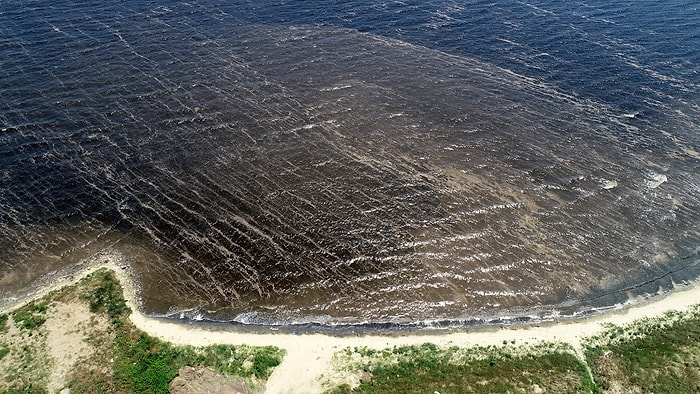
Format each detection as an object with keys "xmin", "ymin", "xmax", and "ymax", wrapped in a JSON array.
[{"xmin": 1, "ymin": 0, "xmax": 699, "ymax": 326}]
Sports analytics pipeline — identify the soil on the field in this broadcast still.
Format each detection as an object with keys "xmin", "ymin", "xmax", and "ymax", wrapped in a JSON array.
[
  {"xmin": 170, "ymin": 365, "xmax": 258, "ymax": 394},
  {"xmin": 45, "ymin": 300, "xmax": 109, "ymax": 393}
]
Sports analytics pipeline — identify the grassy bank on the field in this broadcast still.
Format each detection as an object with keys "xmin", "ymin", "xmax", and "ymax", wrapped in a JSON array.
[
  {"xmin": 0, "ymin": 269, "xmax": 285, "ymax": 394},
  {"xmin": 325, "ymin": 305, "xmax": 700, "ymax": 393},
  {"xmin": 325, "ymin": 341, "xmax": 598, "ymax": 394},
  {"xmin": 583, "ymin": 305, "xmax": 700, "ymax": 393}
]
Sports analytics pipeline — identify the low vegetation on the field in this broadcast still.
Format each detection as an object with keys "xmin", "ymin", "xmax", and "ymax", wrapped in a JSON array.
[
  {"xmin": 12, "ymin": 300, "xmax": 49, "ymax": 331},
  {"xmin": 583, "ymin": 305, "xmax": 700, "ymax": 393},
  {"xmin": 0, "ymin": 268, "xmax": 285, "ymax": 393},
  {"xmin": 71, "ymin": 328, "xmax": 283, "ymax": 393},
  {"xmin": 0, "ymin": 299, "xmax": 53, "ymax": 392},
  {"xmin": 324, "ymin": 303, "xmax": 700, "ymax": 393},
  {"xmin": 0, "ymin": 314, "xmax": 8, "ymax": 333},
  {"xmin": 326, "ymin": 341, "xmax": 598, "ymax": 394},
  {"xmin": 0, "ymin": 344, "xmax": 8, "ymax": 362}
]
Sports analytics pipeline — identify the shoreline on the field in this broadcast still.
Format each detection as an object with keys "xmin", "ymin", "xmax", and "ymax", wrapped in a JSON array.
[
  {"xmin": 3, "ymin": 255, "xmax": 700, "ymax": 393},
  {"xmin": 121, "ymin": 274, "xmax": 700, "ymax": 394},
  {"xmin": 3, "ymin": 256, "xmax": 691, "ymax": 337}
]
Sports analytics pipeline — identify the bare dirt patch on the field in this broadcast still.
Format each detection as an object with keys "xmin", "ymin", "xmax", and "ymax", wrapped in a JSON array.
[
  {"xmin": 170, "ymin": 365, "xmax": 259, "ymax": 394},
  {"xmin": 45, "ymin": 300, "xmax": 109, "ymax": 393}
]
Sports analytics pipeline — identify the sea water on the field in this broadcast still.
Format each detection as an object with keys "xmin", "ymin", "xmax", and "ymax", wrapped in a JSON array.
[{"xmin": 1, "ymin": 0, "xmax": 699, "ymax": 326}]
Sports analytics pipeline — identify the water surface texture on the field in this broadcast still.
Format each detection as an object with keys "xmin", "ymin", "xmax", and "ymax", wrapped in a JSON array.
[{"xmin": 1, "ymin": 0, "xmax": 699, "ymax": 325}]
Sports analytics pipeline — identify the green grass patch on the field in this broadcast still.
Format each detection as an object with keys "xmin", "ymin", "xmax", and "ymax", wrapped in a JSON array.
[
  {"xmin": 330, "ymin": 342, "xmax": 599, "ymax": 394},
  {"xmin": 65, "ymin": 268, "xmax": 284, "ymax": 393},
  {"xmin": 79, "ymin": 268, "xmax": 131, "ymax": 324},
  {"xmin": 0, "ymin": 314, "xmax": 8, "ymax": 333},
  {"xmin": 110, "ymin": 332, "xmax": 284, "ymax": 393},
  {"xmin": 0, "ymin": 343, "xmax": 9, "ymax": 361},
  {"xmin": 12, "ymin": 301, "xmax": 49, "ymax": 331},
  {"xmin": 584, "ymin": 306, "xmax": 700, "ymax": 393}
]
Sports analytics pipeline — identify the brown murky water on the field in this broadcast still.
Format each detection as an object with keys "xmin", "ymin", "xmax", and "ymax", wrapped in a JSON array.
[{"xmin": 1, "ymin": 0, "xmax": 699, "ymax": 326}]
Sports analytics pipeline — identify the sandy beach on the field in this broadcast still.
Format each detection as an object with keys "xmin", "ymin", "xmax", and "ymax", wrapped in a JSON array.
[{"xmin": 4, "ymin": 255, "xmax": 700, "ymax": 394}]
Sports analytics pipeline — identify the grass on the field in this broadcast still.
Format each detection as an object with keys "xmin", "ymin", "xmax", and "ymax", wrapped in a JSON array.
[
  {"xmin": 0, "ymin": 343, "xmax": 9, "ymax": 361},
  {"xmin": 1, "ymin": 300, "xmax": 53, "ymax": 392},
  {"xmin": 0, "ymin": 327, "xmax": 51, "ymax": 393},
  {"xmin": 1, "ymin": 268, "xmax": 285, "ymax": 394},
  {"xmin": 82, "ymin": 268, "xmax": 130, "ymax": 319},
  {"xmin": 584, "ymin": 306, "xmax": 700, "ymax": 393},
  {"xmin": 328, "ymin": 342, "xmax": 600, "ymax": 394},
  {"xmin": 12, "ymin": 301, "xmax": 49, "ymax": 331},
  {"xmin": 107, "ymin": 331, "xmax": 284, "ymax": 393},
  {"xmin": 65, "ymin": 269, "xmax": 284, "ymax": 393},
  {"xmin": 325, "ymin": 303, "xmax": 700, "ymax": 393}
]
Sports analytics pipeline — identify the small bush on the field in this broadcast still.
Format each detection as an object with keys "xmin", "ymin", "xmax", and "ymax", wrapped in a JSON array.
[{"xmin": 250, "ymin": 346, "xmax": 284, "ymax": 379}]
